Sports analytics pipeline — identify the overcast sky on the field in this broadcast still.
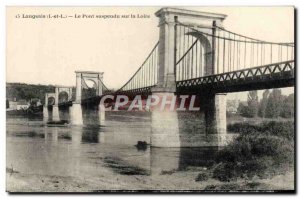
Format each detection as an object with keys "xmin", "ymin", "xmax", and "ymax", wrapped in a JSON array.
[{"xmin": 6, "ymin": 6, "xmax": 294, "ymax": 100}]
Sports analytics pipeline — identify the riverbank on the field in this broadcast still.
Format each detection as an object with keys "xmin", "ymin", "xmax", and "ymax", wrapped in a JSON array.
[{"xmin": 6, "ymin": 166, "xmax": 294, "ymax": 192}]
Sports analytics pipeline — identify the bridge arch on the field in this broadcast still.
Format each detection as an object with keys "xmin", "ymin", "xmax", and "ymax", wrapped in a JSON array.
[
  {"xmin": 186, "ymin": 31, "xmax": 213, "ymax": 76},
  {"xmin": 58, "ymin": 91, "xmax": 69, "ymax": 103},
  {"xmin": 74, "ymin": 71, "xmax": 104, "ymax": 102},
  {"xmin": 48, "ymin": 97, "xmax": 55, "ymax": 105},
  {"xmin": 55, "ymin": 86, "xmax": 73, "ymax": 104},
  {"xmin": 45, "ymin": 93, "xmax": 56, "ymax": 106},
  {"xmin": 82, "ymin": 78, "xmax": 98, "ymax": 99},
  {"xmin": 84, "ymin": 78, "xmax": 97, "ymax": 88}
]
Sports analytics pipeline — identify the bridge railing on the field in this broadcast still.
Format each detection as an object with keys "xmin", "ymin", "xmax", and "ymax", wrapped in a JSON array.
[
  {"xmin": 117, "ymin": 42, "xmax": 159, "ymax": 93},
  {"xmin": 175, "ymin": 22, "xmax": 294, "ymax": 81}
]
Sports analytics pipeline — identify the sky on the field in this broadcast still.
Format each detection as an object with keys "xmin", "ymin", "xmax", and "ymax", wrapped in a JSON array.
[{"xmin": 6, "ymin": 6, "xmax": 294, "ymax": 100}]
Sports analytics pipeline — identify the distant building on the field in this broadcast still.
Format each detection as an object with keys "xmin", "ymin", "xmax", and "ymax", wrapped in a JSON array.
[
  {"xmin": 6, "ymin": 98, "xmax": 29, "ymax": 110},
  {"xmin": 6, "ymin": 98, "xmax": 17, "ymax": 110},
  {"xmin": 17, "ymin": 99, "xmax": 29, "ymax": 110}
]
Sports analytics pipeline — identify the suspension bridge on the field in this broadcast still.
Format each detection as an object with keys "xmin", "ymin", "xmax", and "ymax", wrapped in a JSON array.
[{"xmin": 44, "ymin": 7, "xmax": 295, "ymax": 147}]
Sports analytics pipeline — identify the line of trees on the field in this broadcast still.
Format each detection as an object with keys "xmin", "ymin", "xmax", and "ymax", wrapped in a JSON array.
[
  {"xmin": 6, "ymin": 83, "xmax": 55, "ymax": 104},
  {"xmin": 238, "ymin": 89, "xmax": 294, "ymax": 118}
]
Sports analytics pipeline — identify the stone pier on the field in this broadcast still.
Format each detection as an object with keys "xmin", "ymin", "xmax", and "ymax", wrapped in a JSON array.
[
  {"xmin": 52, "ymin": 88, "xmax": 60, "ymax": 121},
  {"xmin": 70, "ymin": 103, "xmax": 83, "ymax": 125},
  {"xmin": 204, "ymin": 93, "xmax": 227, "ymax": 146},
  {"xmin": 150, "ymin": 92, "xmax": 180, "ymax": 147},
  {"xmin": 52, "ymin": 105, "xmax": 60, "ymax": 121},
  {"xmin": 98, "ymin": 104, "xmax": 106, "ymax": 125},
  {"xmin": 43, "ymin": 106, "xmax": 49, "ymax": 122}
]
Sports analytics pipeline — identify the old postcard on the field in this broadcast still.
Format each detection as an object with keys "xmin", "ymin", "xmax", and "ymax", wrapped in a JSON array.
[{"xmin": 6, "ymin": 6, "xmax": 295, "ymax": 193}]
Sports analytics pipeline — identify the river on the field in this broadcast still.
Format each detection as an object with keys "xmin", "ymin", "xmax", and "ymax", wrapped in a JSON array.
[{"xmin": 6, "ymin": 111, "xmax": 221, "ymax": 192}]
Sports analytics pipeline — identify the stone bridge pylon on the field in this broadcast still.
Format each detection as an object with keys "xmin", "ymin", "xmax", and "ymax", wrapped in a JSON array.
[
  {"xmin": 70, "ymin": 71, "xmax": 104, "ymax": 125},
  {"xmin": 151, "ymin": 8, "xmax": 227, "ymax": 147}
]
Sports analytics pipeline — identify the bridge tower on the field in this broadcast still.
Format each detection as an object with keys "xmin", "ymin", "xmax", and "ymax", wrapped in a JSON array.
[
  {"xmin": 43, "ymin": 92, "xmax": 56, "ymax": 121},
  {"xmin": 151, "ymin": 8, "xmax": 227, "ymax": 147},
  {"xmin": 56, "ymin": 86, "xmax": 73, "ymax": 103},
  {"xmin": 70, "ymin": 71, "xmax": 105, "ymax": 125},
  {"xmin": 51, "ymin": 87, "xmax": 60, "ymax": 121}
]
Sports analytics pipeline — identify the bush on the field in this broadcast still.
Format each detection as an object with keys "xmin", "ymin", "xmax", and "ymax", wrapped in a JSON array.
[
  {"xmin": 213, "ymin": 121, "xmax": 294, "ymax": 181},
  {"xmin": 213, "ymin": 163, "xmax": 238, "ymax": 182},
  {"xmin": 195, "ymin": 172, "xmax": 209, "ymax": 182},
  {"xmin": 227, "ymin": 123, "xmax": 260, "ymax": 134},
  {"xmin": 227, "ymin": 121, "xmax": 294, "ymax": 140},
  {"xmin": 260, "ymin": 121, "xmax": 294, "ymax": 140}
]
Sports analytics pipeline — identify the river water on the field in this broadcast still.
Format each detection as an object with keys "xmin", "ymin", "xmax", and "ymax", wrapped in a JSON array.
[{"xmin": 7, "ymin": 111, "xmax": 220, "ymax": 191}]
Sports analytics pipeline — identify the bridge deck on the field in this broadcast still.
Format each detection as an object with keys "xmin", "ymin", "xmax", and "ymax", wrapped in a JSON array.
[
  {"xmin": 50, "ymin": 61, "xmax": 294, "ymax": 106},
  {"xmin": 176, "ymin": 61, "xmax": 294, "ymax": 94}
]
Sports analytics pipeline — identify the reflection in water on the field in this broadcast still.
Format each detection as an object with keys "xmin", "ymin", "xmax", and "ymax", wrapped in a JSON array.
[
  {"xmin": 81, "ymin": 126, "xmax": 100, "ymax": 143},
  {"xmin": 103, "ymin": 156, "xmax": 150, "ymax": 175},
  {"xmin": 7, "ymin": 110, "xmax": 218, "ymax": 179},
  {"xmin": 59, "ymin": 107, "xmax": 70, "ymax": 122},
  {"xmin": 82, "ymin": 107, "xmax": 101, "ymax": 126},
  {"xmin": 178, "ymin": 147, "xmax": 218, "ymax": 170},
  {"xmin": 58, "ymin": 133, "xmax": 72, "ymax": 140},
  {"xmin": 13, "ymin": 131, "xmax": 45, "ymax": 138},
  {"xmin": 150, "ymin": 148, "xmax": 180, "ymax": 175}
]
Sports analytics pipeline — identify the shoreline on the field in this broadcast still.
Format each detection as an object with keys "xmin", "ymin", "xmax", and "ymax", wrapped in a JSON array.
[{"xmin": 6, "ymin": 167, "xmax": 294, "ymax": 192}]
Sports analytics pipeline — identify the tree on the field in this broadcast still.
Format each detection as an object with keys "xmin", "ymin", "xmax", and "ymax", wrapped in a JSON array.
[
  {"xmin": 237, "ymin": 102, "xmax": 249, "ymax": 118},
  {"xmin": 281, "ymin": 93, "xmax": 294, "ymax": 118},
  {"xmin": 237, "ymin": 91, "xmax": 259, "ymax": 118},
  {"xmin": 246, "ymin": 91, "xmax": 259, "ymax": 117},
  {"xmin": 258, "ymin": 90, "xmax": 270, "ymax": 118},
  {"xmin": 265, "ymin": 89, "xmax": 284, "ymax": 118},
  {"xmin": 6, "ymin": 83, "xmax": 56, "ymax": 104}
]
